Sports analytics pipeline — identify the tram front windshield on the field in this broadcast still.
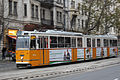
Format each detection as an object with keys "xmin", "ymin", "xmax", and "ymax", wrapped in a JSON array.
[{"xmin": 16, "ymin": 36, "xmax": 30, "ymax": 50}]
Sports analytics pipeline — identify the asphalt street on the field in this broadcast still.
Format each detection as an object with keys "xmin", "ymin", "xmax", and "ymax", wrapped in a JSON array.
[
  {"xmin": 0, "ymin": 56, "xmax": 120, "ymax": 80},
  {"xmin": 46, "ymin": 64, "xmax": 120, "ymax": 80}
]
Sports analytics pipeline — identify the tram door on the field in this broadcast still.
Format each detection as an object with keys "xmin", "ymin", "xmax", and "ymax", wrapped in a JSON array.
[{"xmin": 38, "ymin": 36, "xmax": 49, "ymax": 65}]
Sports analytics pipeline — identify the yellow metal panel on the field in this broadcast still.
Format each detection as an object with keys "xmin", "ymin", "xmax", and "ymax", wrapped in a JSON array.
[
  {"xmin": 44, "ymin": 49, "xmax": 49, "ymax": 65},
  {"xmin": 16, "ymin": 50, "xmax": 30, "ymax": 63},
  {"xmin": 92, "ymin": 48, "xmax": 96, "ymax": 59},
  {"xmin": 47, "ymin": 49, "xmax": 50, "ymax": 64},
  {"xmin": 29, "ymin": 50, "xmax": 40, "ymax": 66},
  {"xmin": 73, "ymin": 48, "xmax": 77, "ymax": 62},
  {"xmin": 107, "ymin": 47, "xmax": 110, "ymax": 57},
  {"xmin": 39, "ymin": 49, "xmax": 43, "ymax": 65}
]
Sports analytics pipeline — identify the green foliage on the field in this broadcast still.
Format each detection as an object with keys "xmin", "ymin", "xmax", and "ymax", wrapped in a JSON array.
[{"xmin": 79, "ymin": 0, "xmax": 120, "ymax": 34}]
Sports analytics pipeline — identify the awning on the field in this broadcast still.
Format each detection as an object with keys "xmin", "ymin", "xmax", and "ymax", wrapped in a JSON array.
[{"xmin": 8, "ymin": 36, "xmax": 16, "ymax": 39}]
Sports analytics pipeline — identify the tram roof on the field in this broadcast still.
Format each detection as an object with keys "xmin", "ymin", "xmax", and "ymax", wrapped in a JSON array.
[
  {"xmin": 20, "ymin": 30, "xmax": 83, "ymax": 36},
  {"xmin": 18, "ymin": 30, "xmax": 117, "ymax": 39},
  {"xmin": 84, "ymin": 35, "xmax": 117, "ymax": 39}
]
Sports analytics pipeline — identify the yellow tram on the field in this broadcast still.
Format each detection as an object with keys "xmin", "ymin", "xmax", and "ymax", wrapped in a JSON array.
[{"xmin": 16, "ymin": 30, "xmax": 118, "ymax": 68}]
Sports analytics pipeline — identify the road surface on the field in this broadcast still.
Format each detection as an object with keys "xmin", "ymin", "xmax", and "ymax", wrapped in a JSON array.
[
  {"xmin": 45, "ymin": 63, "xmax": 120, "ymax": 80},
  {"xmin": 0, "ymin": 56, "xmax": 120, "ymax": 80}
]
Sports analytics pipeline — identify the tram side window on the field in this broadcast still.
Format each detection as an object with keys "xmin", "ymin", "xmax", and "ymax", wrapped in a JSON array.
[
  {"xmin": 65, "ymin": 37, "xmax": 71, "ymax": 47},
  {"xmin": 37, "ymin": 37, "xmax": 42, "ymax": 48},
  {"xmin": 50, "ymin": 36, "xmax": 57, "ymax": 48},
  {"xmin": 113, "ymin": 40, "xmax": 117, "ymax": 47},
  {"xmin": 97, "ymin": 39, "xmax": 101, "ymax": 47},
  {"xmin": 30, "ymin": 36, "xmax": 36, "ymax": 49},
  {"xmin": 58, "ymin": 37, "xmax": 64, "ymax": 48},
  {"xmin": 37, "ymin": 37, "xmax": 41, "ymax": 48},
  {"xmin": 110, "ymin": 40, "xmax": 113, "ymax": 47},
  {"xmin": 104, "ymin": 39, "xmax": 108, "ymax": 47},
  {"xmin": 43, "ymin": 37, "xmax": 48, "ymax": 48},
  {"xmin": 77, "ymin": 38, "xmax": 82, "ymax": 48},
  {"xmin": 72, "ymin": 38, "xmax": 76, "ymax": 47},
  {"xmin": 92, "ymin": 39, "xmax": 95, "ymax": 47},
  {"xmin": 87, "ymin": 38, "xmax": 91, "ymax": 47}
]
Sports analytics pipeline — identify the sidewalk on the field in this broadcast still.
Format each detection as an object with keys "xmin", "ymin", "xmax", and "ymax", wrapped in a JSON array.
[{"xmin": 0, "ymin": 53, "xmax": 13, "ymax": 63}]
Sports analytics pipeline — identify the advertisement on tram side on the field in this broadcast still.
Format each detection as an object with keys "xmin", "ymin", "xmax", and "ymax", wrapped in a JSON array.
[
  {"xmin": 96, "ymin": 48, "xmax": 102, "ymax": 58},
  {"xmin": 49, "ymin": 49, "xmax": 72, "ymax": 64},
  {"xmin": 103, "ymin": 48, "xmax": 107, "ymax": 57},
  {"xmin": 110, "ymin": 47, "xmax": 117, "ymax": 56},
  {"xmin": 77, "ymin": 49, "xmax": 84, "ymax": 61},
  {"xmin": 85, "ymin": 48, "xmax": 93, "ymax": 59}
]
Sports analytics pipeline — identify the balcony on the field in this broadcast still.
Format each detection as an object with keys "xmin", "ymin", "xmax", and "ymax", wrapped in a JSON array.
[{"xmin": 37, "ymin": 0, "xmax": 54, "ymax": 8}]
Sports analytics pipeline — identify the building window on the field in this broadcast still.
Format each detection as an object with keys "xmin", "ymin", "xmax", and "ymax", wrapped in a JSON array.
[
  {"xmin": 57, "ymin": 11, "xmax": 59, "ymax": 21},
  {"xmin": 24, "ymin": 4, "xmax": 27, "ymax": 17},
  {"xmin": 9, "ymin": 0, "xmax": 12, "ymax": 15},
  {"xmin": 71, "ymin": 0, "xmax": 75, "ymax": 9},
  {"xmin": 57, "ymin": 11, "xmax": 62, "ymax": 23},
  {"xmin": 82, "ymin": 5, "xmax": 84, "ymax": 15},
  {"xmin": 41, "ymin": 9, "xmax": 45, "ymax": 19},
  {"xmin": 63, "ymin": 0, "xmax": 66, "ymax": 7},
  {"xmin": 60, "ymin": 12, "xmax": 62, "ymax": 22},
  {"xmin": 78, "ymin": 19, "xmax": 80, "ymax": 28},
  {"xmin": 31, "ymin": 4, "xmax": 34, "ymax": 18},
  {"xmin": 87, "ymin": 38, "xmax": 91, "ymax": 47},
  {"xmin": 14, "ymin": 2, "xmax": 17, "ymax": 16},
  {"xmin": 63, "ymin": 15, "xmax": 66, "ymax": 27},
  {"xmin": 36, "ymin": 5, "xmax": 38, "ymax": 18},
  {"xmin": 82, "ymin": 20, "xmax": 84, "ymax": 28}
]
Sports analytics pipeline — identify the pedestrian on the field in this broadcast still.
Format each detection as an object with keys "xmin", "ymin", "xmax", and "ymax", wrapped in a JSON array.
[
  {"xmin": 64, "ymin": 51, "xmax": 66, "ymax": 61},
  {"xmin": 2, "ymin": 46, "xmax": 7, "ymax": 60},
  {"xmin": 66, "ymin": 49, "xmax": 70, "ymax": 60}
]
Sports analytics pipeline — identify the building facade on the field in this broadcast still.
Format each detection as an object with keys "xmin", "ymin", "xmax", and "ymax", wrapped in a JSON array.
[{"xmin": 0, "ymin": 0, "xmax": 118, "ymax": 50}]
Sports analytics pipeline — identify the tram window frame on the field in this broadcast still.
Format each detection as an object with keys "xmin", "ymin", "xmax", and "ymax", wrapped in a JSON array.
[
  {"xmin": 110, "ymin": 40, "xmax": 113, "ymax": 47},
  {"xmin": 37, "ymin": 37, "xmax": 41, "ymax": 49},
  {"xmin": 65, "ymin": 37, "xmax": 71, "ymax": 48},
  {"xmin": 113, "ymin": 40, "xmax": 117, "ymax": 47},
  {"xmin": 58, "ymin": 37, "xmax": 65, "ymax": 48},
  {"xmin": 43, "ymin": 37, "xmax": 48, "ymax": 48},
  {"xmin": 30, "ymin": 36, "xmax": 36, "ymax": 49},
  {"xmin": 72, "ymin": 37, "xmax": 76, "ymax": 48},
  {"xmin": 97, "ymin": 39, "xmax": 101, "ymax": 47},
  {"xmin": 37, "ymin": 36, "xmax": 48, "ymax": 49},
  {"xmin": 77, "ymin": 38, "xmax": 82, "ymax": 48},
  {"xmin": 92, "ymin": 38, "xmax": 95, "ymax": 47},
  {"xmin": 50, "ymin": 36, "xmax": 57, "ymax": 48},
  {"xmin": 87, "ymin": 38, "xmax": 91, "ymax": 47},
  {"xmin": 104, "ymin": 39, "xmax": 108, "ymax": 47}
]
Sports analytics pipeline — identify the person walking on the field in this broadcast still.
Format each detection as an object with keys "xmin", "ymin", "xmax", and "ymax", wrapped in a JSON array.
[{"xmin": 2, "ymin": 46, "xmax": 6, "ymax": 60}]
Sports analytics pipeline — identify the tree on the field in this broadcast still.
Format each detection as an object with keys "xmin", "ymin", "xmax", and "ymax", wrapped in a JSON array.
[
  {"xmin": 0, "ymin": 0, "xmax": 10, "ymax": 48},
  {"xmin": 79, "ymin": 0, "xmax": 120, "ymax": 35},
  {"xmin": 0, "ymin": 0, "xmax": 4, "ymax": 48}
]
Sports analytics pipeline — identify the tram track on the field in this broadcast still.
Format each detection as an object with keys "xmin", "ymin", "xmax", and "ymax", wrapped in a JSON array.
[{"xmin": 0, "ymin": 56, "xmax": 120, "ymax": 80}]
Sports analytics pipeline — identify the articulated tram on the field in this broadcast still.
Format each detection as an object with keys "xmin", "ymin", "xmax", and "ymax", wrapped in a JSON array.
[{"xmin": 16, "ymin": 30, "xmax": 118, "ymax": 68}]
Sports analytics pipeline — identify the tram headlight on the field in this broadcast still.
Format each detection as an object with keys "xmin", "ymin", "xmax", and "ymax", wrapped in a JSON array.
[{"xmin": 21, "ymin": 57, "xmax": 24, "ymax": 62}]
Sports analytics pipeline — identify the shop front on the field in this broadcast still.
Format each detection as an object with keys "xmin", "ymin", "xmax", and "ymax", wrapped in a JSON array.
[{"xmin": 6, "ymin": 29, "xmax": 18, "ymax": 60}]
